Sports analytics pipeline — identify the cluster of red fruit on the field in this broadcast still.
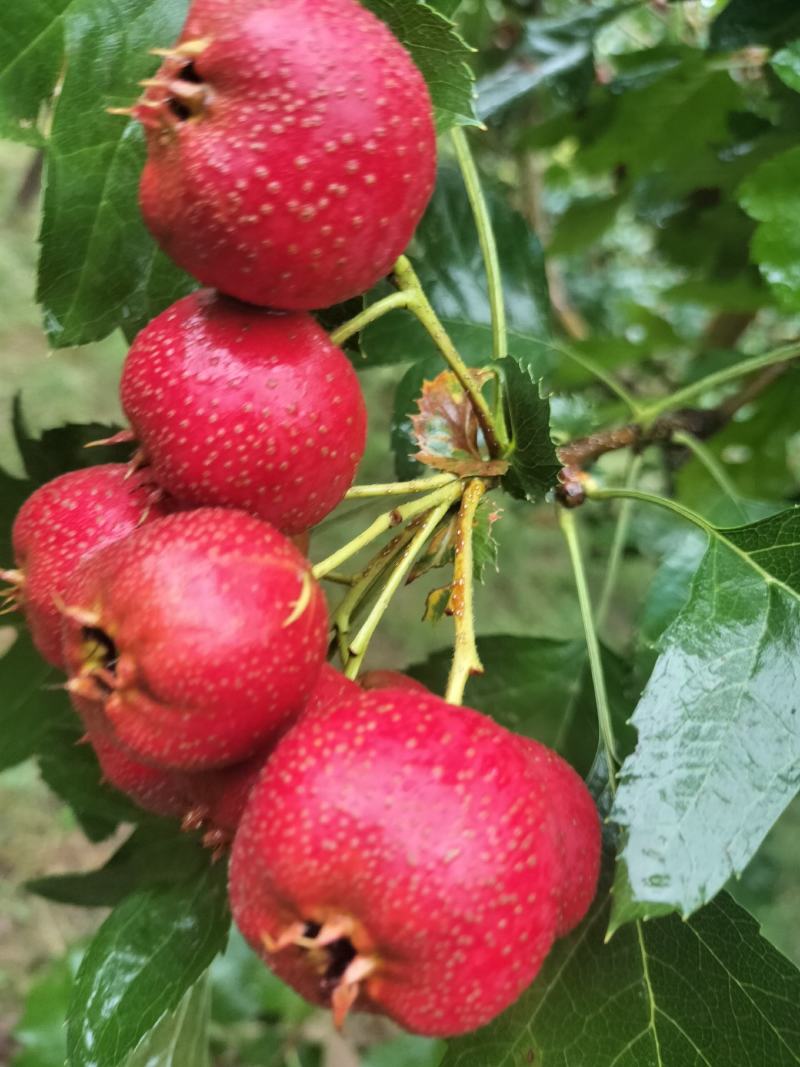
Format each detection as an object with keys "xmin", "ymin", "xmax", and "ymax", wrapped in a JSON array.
[{"xmin": 2, "ymin": 0, "xmax": 601, "ymax": 1039}]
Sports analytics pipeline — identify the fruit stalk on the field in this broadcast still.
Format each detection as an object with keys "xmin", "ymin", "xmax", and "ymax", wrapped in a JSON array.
[
  {"xmin": 451, "ymin": 127, "xmax": 508, "ymax": 363},
  {"xmin": 558, "ymin": 507, "xmax": 619, "ymax": 780},
  {"xmin": 392, "ymin": 256, "xmax": 508, "ymax": 457},
  {"xmin": 311, "ymin": 480, "xmax": 464, "ymax": 580},
  {"xmin": 444, "ymin": 478, "xmax": 488, "ymax": 705},
  {"xmin": 334, "ymin": 523, "xmax": 420, "ymax": 665},
  {"xmin": 344, "ymin": 501, "xmax": 453, "ymax": 679},
  {"xmin": 330, "ymin": 290, "xmax": 415, "ymax": 347},
  {"xmin": 345, "ymin": 473, "xmax": 458, "ymax": 499}
]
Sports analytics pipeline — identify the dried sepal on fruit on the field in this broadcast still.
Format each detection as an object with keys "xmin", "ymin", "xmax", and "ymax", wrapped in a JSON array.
[
  {"xmin": 62, "ymin": 508, "xmax": 328, "ymax": 771},
  {"xmin": 230, "ymin": 688, "xmax": 600, "ymax": 1037},
  {"xmin": 135, "ymin": 0, "xmax": 437, "ymax": 310}
]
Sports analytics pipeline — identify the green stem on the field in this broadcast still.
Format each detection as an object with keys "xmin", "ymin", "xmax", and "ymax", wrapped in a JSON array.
[
  {"xmin": 393, "ymin": 256, "xmax": 509, "ymax": 456},
  {"xmin": 451, "ymin": 127, "xmax": 508, "ymax": 363},
  {"xmin": 330, "ymin": 290, "xmax": 413, "ymax": 347},
  {"xmin": 588, "ymin": 485, "xmax": 800, "ymax": 605},
  {"xmin": 311, "ymin": 481, "xmax": 463, "ymax": 580},
  {"xmin": 637, "ymin": 342, "xmax": 800, "ymax": 424},
  {"xmin": 559, "ymin": 508, "xmax": 619, "ymax": 782},
  {"xmin": 595, "ymin": 452, "xmax": 645, "ymax": 630},
  {"xmin": 587, "ymin": 485, "xmax": 713, "ymax": 535},
  {"xmin": 445, "ymin": 479, "xmax": 487, "ymax": 705},
  {"xmin": 346, "ymin": 473, "xmax": 458, "ymax": 499},
  {"xmin": 344, "ymin": 502, "xmax": 451, "ymax": 679},
  {"xmin": 320, "ymin": 572, "xmax": 356, "ymax": 587},
  {"xmin": 672, "ymin": 430, "xmax": 742, "ymax": 507},
  {"xmin": 334, "ymin": 525, "xmax": 417, "ymax": 666},
  {"xmin": 544, "ymin": 339, "xmax": 643, "ymax": 417}
]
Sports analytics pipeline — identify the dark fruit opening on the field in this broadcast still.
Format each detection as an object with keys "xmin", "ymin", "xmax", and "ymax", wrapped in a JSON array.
[
  {"xmin": 81, "ymin": 626, "xmax": 119, "ymax": 690},
  {"xmin": 167, "ymin": 98, "xmax": 193, "ymax": 122},
  {"xmin": 166, "ymin": 61, "xmax": 205, "ymax": 122},
  {"xmin": 323, "ymin": 938, "xmax": 358, "ymax": 984},
  {"xmin": 299, "ymin": 921, "xmax": 358, "ymax": 989},
  {"xmin": 178, "ymin": 60, "xmax": 203, "ymax": 84}
]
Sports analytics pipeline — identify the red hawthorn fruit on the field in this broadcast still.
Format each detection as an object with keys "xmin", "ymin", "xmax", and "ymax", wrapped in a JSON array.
[
  {"xmin": 90, "ymin": 732, "xmax": 193, "ymax": 819},
  {"xmin": 354, "ymin": 671, "xmax": 600, "ymax": 936},
  {"xmin": 184, "ymin": 663, "xmax": 361, "ymax": 844},
  {"xmin": 517, "ymin": 739, "xmax": 601, "ymax": 937},
  {"xmin": 1, "ymin": 465, "xmax": 169, "ymax": 668},
  {"xmin": 358, "ymin": 670, "xmax": 429, "ymax": 694},
  {"xmin": 120, "ymin": 290, "xmax": 367, "ymax": 535},
  {"xmin": 135, "ymin": 0, "xmax": 437, "ymax": 310},
  {"xmin": 354, "ymin": 673, "xmax": 600, "ymax": 936},
  {"xmin": 62, "ymin": 508, "xmax": 328, "ymax": 771},
  {"xmin": 229, "ymin": 689, "xmax": 572, "ymax": 1038}
]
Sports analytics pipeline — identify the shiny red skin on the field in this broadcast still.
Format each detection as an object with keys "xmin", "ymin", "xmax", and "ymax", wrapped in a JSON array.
[
  {"xmin": 91, "ymin": 733, "xmax": 193, "ymax": 819},
  {"xmin": 185, "ymin": 664, "xmax": 361, "ymax": 833},
  {"xmin": 356, "ymin": 673, "xmax": 601, "ymax": 936},
  {"xmin": 229, "ymin": 689, "xmax": 565, "ymax": 1038},
  {"xmin": 120, "ymin": 291, "xmax": 367, "ymax": 535},
  {"xmin": 358, "ymin": 670, "xmax": 429, "ymax": 694},
  {"xmin": 355, "ymin": 672, "xmax": 601, "ymax": 936},
  {"xmin": 518, "ymin": 739, "xmax": 601, "ymax": 937},
  {"xmin": 62, "ymin": 508, "xmax": 329, "ymax": 771},
  {"xmin": 8, "ymin": 465, "xmax": 169, "ymax": 668},
  {"xmin": 137, "ymin": 0, "xmax": 437, "ymax": 310}
]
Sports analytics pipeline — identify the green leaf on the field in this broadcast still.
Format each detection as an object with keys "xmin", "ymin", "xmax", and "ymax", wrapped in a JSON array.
[
  {"xmin": 423, "ymin": 0, "xmax": 460, "ymax": 18},
  {"xmin": 0, "ymin": 2, "xmax": 70, "ymax": 144},
  {"xmin": 409, "ymin": 634, "xmax": 635, "ymax": 777},
  {"xmin": 579, "ymin": 54, "xmax": 743, "ymax": 191},
  {"xmin": 0, "ymin": 464, "xmax": 28, "ymax": 567},
  {"xmin": 363, "ymin": 0, "xmax": 477, "ymax": 131},
  {"xmin": 664, "ymin": 277, "xmax": 775, "ymax": 313},
  {"xmin": 66, "ymin": 865, "xmax": 230, "ymax": 1067},
  {"xmin": 210, "ymin": 928, "xmax": 311, "ymax": 1026},
  {"xmin": 443, "ymin": 875, "xmax": 800, "ymax": 1067},
  {"xmin": 362, "ymin": 1034, "xmax": 444, "ymax": 1067},
  {"xmin": 548, "ymin": 193, "xmax": 624, "ymax": 256},
  {"xmin": 363, "ymin": 166, "xmax": 551, "ymax": 369},
  {"xmin": 640, "ymin": 529, "xmax": 706, "ymax": 646},
  {"xmin": 472, "ymin": 496, "xmax": 499, "ymax": 581},
  {"xmin": 37, "ymin": 0, "xmax": 195, "ymax": 348},
  {"xmin": 124, "ymin": 977, "xmax": 211, "ymax": 1067},
  {"xmin": 501, "ymin": 357, "xmax": 560, "ymax": 504},
  {"xmin": 11, "ymin": 946, "xmax": 83, "ymax": 1067},
  {"xmin": 38, "ymin": 715, "xmax": 141, "ymax": 842},
  {"xmin": 477, "ymin": 46, "xmax": 591, "ymax": 122},
  {"xmin": 476, "ymin": 3, "xmax": 641, "ymax": 120},
  {"xmin": 740, "ymin": 147, "xmax": 800, "ymax": 313},
  {"xmin": 28, "ymin": 822, "xmax": 213, "ymax": 907},
  {"xmin": 0, "ymin": 632, "xmax": 65, "ymax": 772},
  {"xmin": 7, "ymin": 402, "xmax": 129, "ymax": 484},
  {"xmin": 772, "ymin": 41, "xmax": 800, "ymax": 93},
  {"xmin": 1, "ymin": 403, "xmax": 131, "ymax": 564},
  {"xmin": 676, "ymin": 370, "xmax": 800, "ymax": 504},
  {"xmin": 728, "ymin": 795, "xmax": 800, "ymax": 966},
  {"xmin": 613, "ymin": 507, "xmax": 800, "ymax": 923},
  {"xmin": 710, "ymin": 0, "xmax": 800, "ymax": 50},
  {"xmin": 636, "ymin": 499, "xmax": 781, "ymax": 649}
]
